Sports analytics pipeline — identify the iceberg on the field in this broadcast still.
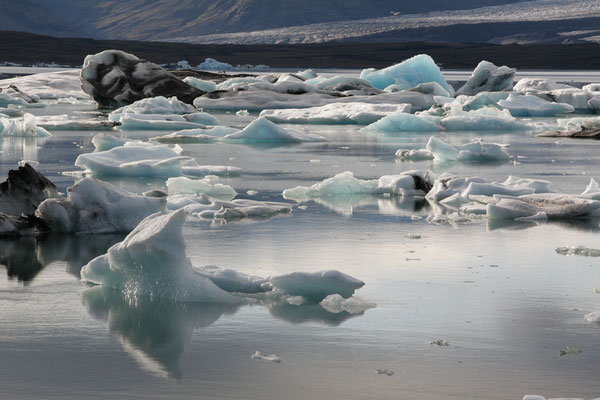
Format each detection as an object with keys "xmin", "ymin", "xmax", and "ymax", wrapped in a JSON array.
[
  {"xmin": 497, "ymin": 93, "xmax": 574, "ymax": 117},
  {"xmin": 440, "ymin": 113, "xmax": 531, "ymax": 131},
  {"xmin": 183, "ymin": 77, "xmax": 217, "ymax": 92},
  {"xmin": 75, "ymin": 144, "xmax": 195, "ymax": 177},
  {"xmin": 456, "ymin": 61, "xmax": 516, "ymax": 96},
  {"xmin": 179, "ymin": 198, "xmax": 292, "ymax": 221},
  {"xmin": 556, "ymin": 246, "xmax": 600, "ymax": 257},
  {"xmin": 360, "ymin": 54, "xmax": 451, "ymax": 93},
  {"xmin": 166, "ymin": 176, "xmax": 237, "ymax": 201},
  {"xmin": 397, "ymin": 136, "xmax": 511, "ymax": 163},
  {"xmin": 361, "ymin": 112, "xmax": 441, "ymax": 133},
  {"xmin": 313, "ymin": 76, "xmax": 382, "ymax": 95},
  {"xmin": 223, "ymin": 117, "xmax": 327, "ymax": 142},
  {"xmin": 36, "ymin": 115, "xmax": 117, "ymax": 131},
  {"xmin": 0, "ymin": 70, "xmax": 88, "ymax": 99},
  {"xmin": 81, "ymin": 50, "xmax": 204, "ymax": 106},
  {"xmin": 513, "ymin": 78, "xmax": 575, "ymax": 93},
  {"xmin": 197, "ymin": 58, "xmax": 234, "ymax": 71},
  {"xmin": 0, "ymin": 113, "xmax": 51, "ymax": 137},
  {"xmin": 319, "ymin": 294, "xmax": 376, "ymax": 315},
  {"xmin": 81, "ymin": 210, "xmax": 236, "ymax": 302},
  {"xmin": 109, "ymin": 96, "xmax": 199, "ymax": 121},
  {"xmin": 487, "ymin": 193, "xmax": 600, "ymax": 220},
  {"xmin": 152, "ymin": 127, "xmax": 240, "ymax": 143},
  {"xmin": 91, "ymin": 134, "xmax": 128, "ymax": 152},
  {"xmin": 118, "ymin": 113, "xmax": 219, "ymax": 131},
  {"xmin": 260, "ymin": 103, "xmax": 411, "ymax": 125},
  {"xmin": 36, "ymin": 178, "xmax": 165, "ymax": 234},
  {"xmin": 195, "ymin": 265, "xmax": 268, "ymax": 293},
  {"xmin": 0, "ymin": 163, "xmax": 57, "ymax": 217},
  {"xmin": 251, "ymin": 351, "xmax": 282, "ymax": 363},
  {"xmin": 268, "ymin": 270, "xmax": 364, "ymax": 302}
]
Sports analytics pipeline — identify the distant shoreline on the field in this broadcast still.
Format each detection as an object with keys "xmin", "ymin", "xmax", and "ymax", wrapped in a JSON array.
[{"xmin": 1, "ymin": 31, "xmax": 600, "ymax": 70}]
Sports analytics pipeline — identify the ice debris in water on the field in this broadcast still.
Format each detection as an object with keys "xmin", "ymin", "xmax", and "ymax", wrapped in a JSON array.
[
  {"xmin": 0, "ymin": 113, "xmax": 51, "ymax": 137},
  {"xmin": 360, "ymin": 54, "xmax": 452, "ymax": 93},
  {"xmin": 319, "ymin": 294, "xmax": 376, "ymax": 314},
  {"xmin": 455, "ymin": 60, "xmax": 515, "ymax": 96},
  {"xmin": 375, "ymin": 369, "xmax": 394, "ymax": 376},
  {"xmin": 260, "ymin": 102, "xmax": 411, "ymax": 125},
  {"xmin": 152, "ymin": 127, "xmax": 241, "ymax": 144},
  {"xmin": 251, "ymin": 351, "xmax": 282, "ymax": 363},
  {"xmin": 183, "ymin": 77, "xmax": 217, "ymax": 92},
  {"xmin": 555, "ymin": 246, "xmax": 600, "ymax": 257},
  {"xmin": 109, "ymin": 96, "xmax": 198, "ymax": 120},
  {"xmin": 36, "ymin": 178, "xmax": 165, "ymax": 234},
  {"xmin": 196, "ymin": 265, "xmax": 268, "ymax": 293},
  {"xmin": 166, "ymin": 176, "xmax": 237, "ymax": 201},
  {"xmin": 167, "ymin": 195, "xmax": 291, "ymax": 221},
  {"xmin": 268, "ymin": 270, "xmax": 365, "ymax": 302},
  {"xmin": 431, "ymin": 339, "xmax": 450, "ymax": 347},
  {"xmin": 396, "ymin": 136, "xmax": 511, "ymax": 163},
  {"xmin": 559, "ymin": 346, "xmax": 582, "ymax": 356},
  {"xmin": 584, "ymin": 311, "xmax": 600, "ymax": 323},
  {"xmin": 223, "ymin": 117, "xmax": 327, "ymax": 143},
  {"xmin": 487, "ymin": 194, "xmax": 600, "ymax": 220},
  {"xmin": 81, "ymin": 210, "xmax": 236, "ymax": 302}
]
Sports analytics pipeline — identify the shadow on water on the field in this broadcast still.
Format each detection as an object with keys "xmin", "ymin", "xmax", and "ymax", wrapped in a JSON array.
[
  {"xmin": 487, "ymin": 217, "xmax": 600, "ymax": 232},
  {"xmin": 0, "ymin": 233, "xmax": 125, "ymax": 283}
]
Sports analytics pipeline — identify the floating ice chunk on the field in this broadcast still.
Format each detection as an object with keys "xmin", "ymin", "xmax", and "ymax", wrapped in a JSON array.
[
  {"xmin": 559, "ymin": 346, "xmax": 582, "ymax": 356},
  {"xmin": 440, "ymin": 113, "xmax": 531, "ymax": 131},
  {"xmin": 91, "ymin": 134, "xmax": 128, "ymax": 152},
  {"xmin": 153, "ymin": 126, "xmax": 240, "ymax": 143},
  {"xmin": 372, "ymin": 171, "xmax": 433, "ymax": 196},
  {"xmin": 296, "ymin": 69, "xmax": 317, "ymax": 80},
  {"xmin": 183, "ymin": 77, "xmax": 217, "ymax": 92},
  {"xmin": 81, "ymin": 210, "xmax": 235, "ymax": 302},
  {"xmin": 0, "ymin": 70, "xmax": 87, "ymax": 99},
  {"xmin": 36, "ymin": 115, "xmax": 117, "ymax": 131},
  {"xmin": 522, "ymin": 395, "xmax": 546, "ymax": 400},
  {"xmin": 501, "ymin": 176, "xmax": 553, "ymax": 194},
  {"xmin": 119, "ymin": 113, "xmax": 219, "ymax": 130},
  {"xmin": 487, "ymin": 194, "xmax": 600, "ymax": 220},
  {"xmin": 514, "ymin": 79, "xmax": 575, "ymax": 93},
  {"xmin": 196, "ymin": 265, "xmax": 268, "ymax": 293},
  {"xmin": 361, "ymin": 112, "xmax": 441, "ymax": 133},
  {"xmin": 168, "ymin": 196, "xmax": 291, "ymax": 221},
  {"xmin": 581, "ymin": 178, "xmax": 600, "ymax": 200},
  {"xmin": 555, "ymin": 246, "xmax": 600, "ymax": 257},
  {"xmin": 166, "ymin": 176, "xmax": 237, "ymax": 201},
  {"xmin": 497, "ymin": 94, "xmax": 574, "ymax": 117},
  {"xmin": 431, "ymin": 339, "xmax": 450, "ymax": 347},
  {"xmin": 251, "ymin": 351, "xmax": 282, "ymax": 363},
  {"xmin": 0, "ymin": 93, "xmax": 32, "ymax": 108},
  {"xmin": 194, "ymin": 90, "xmax": 434, "ymax": 112},
  {"xmin": 36, "ymin": 178, "xmax": 165, "ymax": 234},
  {"xmin": 319, "ymin": 294, "xmax": 376, "ymax": 314},
  {"xmin": 268, "ymin": 270, "xmax": 365, "ymax": 302},
  {"xmin": 426, "ymin": 175, "xmax": 488, "ymax": 202},
  {"xmin": 456, "ymin": 61, "xmax": 515, "ymax": 96},
  {"xmin": 75, "ymin": 144, "xmax": 195, "ymax": 177},
  {"xmin": 314, "ymin": 76, "xmax": 381, "ymax": 95},
  {"xmin": 109, "ymin": 96, "xmax": 198, "ymax": 122},
  {"xmin": 197, "ymin": 58, "xmax": 234, "ymax": 71},
  {"xmin": 584, "ymin": 311, "xmax": 600, "ymax": 323},
  {"xmin": 424, "ymin": 136, "xmax": 510, "ymax": 162},
  {"xmin": 215, "ymin": 77, "xmax": 265, "ymax": 91},
  {"xmin": 0, "ymin": 113, "xmax": 51, "ymax": 137},
  {"xmin": 360, "ymin": 54, "xmax": 451, "ymax": 93},
  {"xmin": 545, "ymin": 89, "xmax": 594, "ymax": 110},
  {"xmin": 260, "ymin": 102, "xmax": 411, "ymax": 125},
  {"xmin": 223, "ymin": 117, "xmax": 327, "ymax": 142},
  {"xmin": 395, "ymin": 148, "xmax": 434, "ymax": 161},
  {"xmin": 236, "ymin": 110, "xmax": 249, "ymax": 117},
  {"xmin": 181, "ymin": 165, "xmax": 241, "ymax": 178},
  {"xmin": 283, "ymin": 171, "xmax": 378, "ymax": 201},
  {"xmin": 405, "ymin": 82, "xmax": 452, "ymax": 97}
]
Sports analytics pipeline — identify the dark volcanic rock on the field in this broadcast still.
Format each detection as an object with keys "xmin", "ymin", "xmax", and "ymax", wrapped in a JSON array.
[
  {"xmin": 80, "ymin": 50, "xmax": 205, "ymax": 106},
  {"xmin": 0, "ymin": 163, "xmax": 57, "ymax": 216}
]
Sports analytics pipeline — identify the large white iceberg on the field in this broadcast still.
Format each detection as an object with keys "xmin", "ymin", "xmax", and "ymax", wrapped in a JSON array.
[
  {"xmin": 260, "ymin": 102, "xmax": 411, "ymax": 125},
  {"xmin": 36, "ymin": 178, "xmax": 165, "ymax": 234},
  {"xmin": 360, "ymin": 54, "xmax": 451, "ymax": 93},
  {"xmin": 197, "ymin": 58, "xmax": 234, "ymax": 71}
]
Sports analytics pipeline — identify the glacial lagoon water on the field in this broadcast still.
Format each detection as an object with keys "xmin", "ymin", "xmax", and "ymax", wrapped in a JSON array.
[{"xmin": 1, "ymin": 83, "xmax": 600, "ymax": 399}]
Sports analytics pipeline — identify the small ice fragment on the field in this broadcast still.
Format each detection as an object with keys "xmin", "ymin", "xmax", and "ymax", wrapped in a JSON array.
[
  {"xmin": 431, "ymin": 340, "xmax": 450, "ymax": 347},
  {"xmin": 251, "ymin": 351, "xmax": 282, "ymax": 363},
  {"xmin": 555, "ymin": 246, "xmax": 600, "ymax": 257},
  {"xmin": 522, "ymin": 396, "xmax": 546, "ymax": 400},
  {"xmin": 595, "ymin": 288, "xmax": 600, "ymax": 294},
  {"xmin": 319, "ymin": 294, "xmax": 376, "ymax": 314},
  {"xmin": 309, "ymin": 159, "xmax": 321, "ymax": 163},
  {"xmin": 584, "ymin": 311, "xmax": 600, "ymax": 323},
  {"xmin": 236, "ymin": 110, "xmax": 249, "ymax": 116},
  {"xmin": 246, "ymin": 190, "xmax": 258, "ymax": 196},
  {"xmin": 18, "ymin": 159, "xmax": 39, "ymax": 167},
  {"xmin": 559, "ymin": 346, "xmax": 582, "ymax": 356},
  {"xmin": 375, "ymin": 369, "xmax": 394, "ymax": 376},
  {"xmin": 298, "ymin": 205, "xmax": 308, "ymax": 210},
  {"xmin": 405, "ymin": 234, "xmax": 422, "ymax": 239}
]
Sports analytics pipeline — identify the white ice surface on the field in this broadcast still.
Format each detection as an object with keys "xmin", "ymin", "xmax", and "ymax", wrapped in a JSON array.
[
  {"xmin": 497, "ymin": 93, "xmax": 575, "ymax": 117},
  {"xmin": 223, "ymin": 117, "xmax": 327, "ymax": 142},
  {"xmin": 398, "ymin": 136, "xmax": 511, "ymax": 162},
  {"xmin": 166, "ymin": 176, "xmax": 237, "ymax": 201},
  {"xmin": 0, "ymin": 70, "xmax": 88, "ymax": 99},
  {"xmin": 36, "ymin": 178, "xmax": 165, "ymax": 234},
  {"xmin": 0, "ymin": 113, "xmax": 51, "ymax": 137},
  {"xmin": 455, "ymin": 61, "xmax": 515, "ymax": 96}
]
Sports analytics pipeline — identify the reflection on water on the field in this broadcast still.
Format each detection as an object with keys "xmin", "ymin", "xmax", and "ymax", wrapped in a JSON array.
[
  {"xmin": 267, "ymin": 302, "xmax": 364, "ymax": 326},
  {"xmin": 82, "ymin": 286, "xmax": 241, "ymax": 380},
  {"xmin": 0, "ymin": 233, "xmax": 124, "ymax": 282},
  {"xmin": 0, "ymin": 137, "xmax": 45, "ymax": 164},
  {"xmin": 487, "ymin": 217, "xmax": 600, "ymax": 232}
]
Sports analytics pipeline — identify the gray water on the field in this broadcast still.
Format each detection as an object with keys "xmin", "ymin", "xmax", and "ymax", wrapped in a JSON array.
[{"xmin": 1, "ymin": 99, "xmax": 600, "ymax": 399}]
